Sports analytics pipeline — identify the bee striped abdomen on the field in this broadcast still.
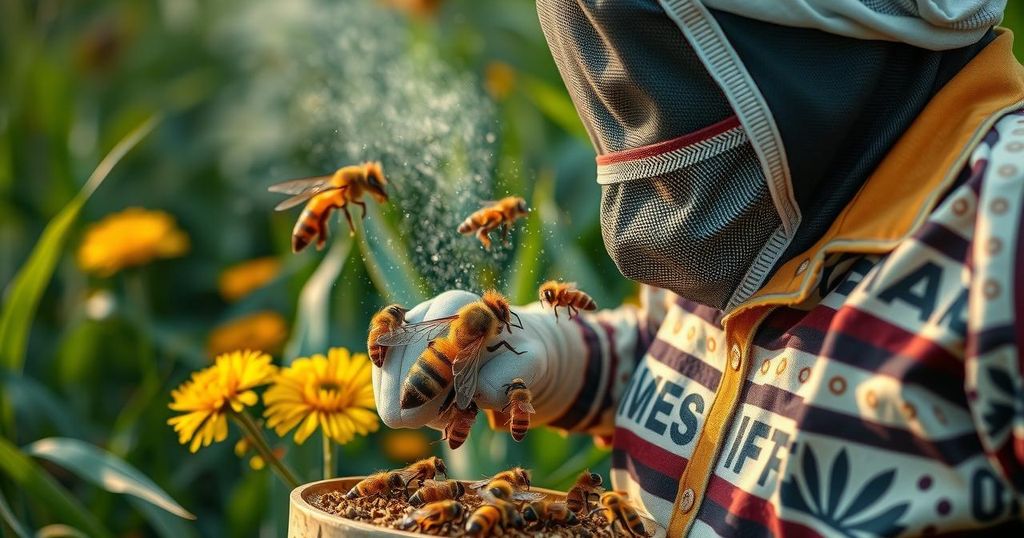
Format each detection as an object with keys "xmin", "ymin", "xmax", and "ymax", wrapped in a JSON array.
[
  {"xmin": 510, "ymin": 414, "xmax": 529, "ymax": 441},
  {"xmin": 400, "ymin": 340, "xmax": 455, "ymax": 409},
  {"xmin": 572, "ymin": 292, "xmax": 597, "ymax": 311},
  {"xmin": 291, "ymin": 207, "xmax": 321, "ymax": 252},
  {"xmin": 465, "ymin": 505, "xmax": 502, "ymax": 537}
]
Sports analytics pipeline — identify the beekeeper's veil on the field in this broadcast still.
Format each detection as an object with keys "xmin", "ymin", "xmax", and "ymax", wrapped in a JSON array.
[{"xmin": 537, "ymin": 0, "xmax": 1001, "ymax": 311}]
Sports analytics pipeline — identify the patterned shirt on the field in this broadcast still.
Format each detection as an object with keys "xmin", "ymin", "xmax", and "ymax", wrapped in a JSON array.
[{"xmin": 544, "ymin": 30, "xmax": 1024, "ymax": 537}]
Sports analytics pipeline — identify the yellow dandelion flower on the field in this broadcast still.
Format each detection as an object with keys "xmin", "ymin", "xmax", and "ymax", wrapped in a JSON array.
[
  {"xmin": 78, "ymin": 207, "xmax": 189, "ymax": 276},
  {"xmin": 382, "ymin": 429, "xmax": 432, "ymax": 462},
  {"xmin": 218, "ymin": 257, "xmax": 281, "ymax": 302},
  {"xmin": 167, "ymin": 350, "xmax": 277, "ymax": 453},
  {"xmin": 263, "ymin": 347, "xmax": 379, "ymax": 445},
  {"xmin": 485, "ymin": 61, "xmax": 517, "ymax": 101},
  {"xmin": 207, "ymin": 311, "xmax": 288, "ymax": 358}
]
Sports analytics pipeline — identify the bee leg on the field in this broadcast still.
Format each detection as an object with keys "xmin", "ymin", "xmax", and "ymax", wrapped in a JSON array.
[
  {"xmin": 476, "ymin": 228, "xmax": 492, "ymax": 249},
  {"xmin": 341, "ymin": 205, "xmax": 356, "ymax": 236},
  {"xmin": 510, "ymin": 311, "xmax": 524, "ymax": 330},
  {"xmin": 553, "ymin": 305, "xmax": 559, "ymax": 320},
  {"xmin": 354, "ymin": 199, "xmax": 367, "ymax": 218},
  {"xmin": 486, "ymin": 340, "xmax": 526, "ymax": 355}
]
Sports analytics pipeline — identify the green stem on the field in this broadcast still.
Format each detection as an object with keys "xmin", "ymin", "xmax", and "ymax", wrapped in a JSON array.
[
  {"xmin": 231, "ymin": 411, "xmax": 301, "ymax": 489},
  {"xmin": 322, "ymin": 431, "xmax": 333, "ymax": 480}
]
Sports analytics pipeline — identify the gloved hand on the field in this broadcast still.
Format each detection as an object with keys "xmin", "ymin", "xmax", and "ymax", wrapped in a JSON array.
[{"xmin": 372, "ymin": 290, "xmax": 586, "ymax": 431}]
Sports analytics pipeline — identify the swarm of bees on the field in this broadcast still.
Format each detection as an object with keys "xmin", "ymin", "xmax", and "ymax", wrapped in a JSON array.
[
  {"xmin": 340, "ymin": 461, "xmax": 652, "ymax": 536},
  {"xmin": 370, "ymin": 290, "xmax": 536, "ymax": 448}
]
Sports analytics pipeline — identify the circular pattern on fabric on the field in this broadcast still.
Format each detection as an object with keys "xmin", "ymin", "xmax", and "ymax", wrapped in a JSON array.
[{"xmin": 829, "ymin": 376, "xmax": 847, "ymax": 395}]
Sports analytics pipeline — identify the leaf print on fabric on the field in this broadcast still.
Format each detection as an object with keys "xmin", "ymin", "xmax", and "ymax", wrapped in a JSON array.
[{"xmin": 780, "ymin": 446, "xmax": 910, "ymax": 537}]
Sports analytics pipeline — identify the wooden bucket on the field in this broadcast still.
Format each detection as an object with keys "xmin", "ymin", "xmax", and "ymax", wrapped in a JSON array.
[{"xmin": 288, "ymin": 477, "xmax": 567, "ymax": 537}]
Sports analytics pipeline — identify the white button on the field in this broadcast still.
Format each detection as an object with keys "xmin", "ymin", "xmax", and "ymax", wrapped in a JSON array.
[
  {"xmin": 796, "ymin": 259, "xmax": 810, "ymax": 275},
  {"xmin": 680, "ymin": 488, "xmax": 695, "ymax": 513},
  {"xmin": 730, "ymin": 344, "xmax": 742, "ymax": 371}
]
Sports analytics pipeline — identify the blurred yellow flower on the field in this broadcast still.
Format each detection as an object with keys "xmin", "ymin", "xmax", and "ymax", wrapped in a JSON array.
[
  {"xmin": 382, "ymin": 429, "xmax": 432, "ymax": 463},
  {"xmin": 167, "ymin": 350, "xmax": 277, "ymax": 453},
  {"xmin": 78, "ymin": 207, "xmax": 189, "ymax": 276},
  {"xmin": 485, "ymin": 61, "xmax": 517, "ymax": 101},
  {"xmin": 218, "ymin": 257, "xmax": 281, "ymax": 302},
  {"xmin": 263, "ymin": 347, "xmax": 379, "ymax": 445},
  {"xmin": 207, "ymin": 311, "xmax": 288, "ymax": 358},
  {"xmin": 234, "ymin": 438, "xmax": 265, "ymax": 470}
]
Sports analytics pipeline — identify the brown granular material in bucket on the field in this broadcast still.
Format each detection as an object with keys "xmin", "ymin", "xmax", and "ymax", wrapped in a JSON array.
[{"xmin": 311, "ymin": 486, "xmax": 620, "ymax": 537}]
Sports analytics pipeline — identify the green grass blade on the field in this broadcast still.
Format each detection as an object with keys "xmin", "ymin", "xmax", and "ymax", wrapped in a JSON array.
[
  {"xmin": 283, "ymin": 234, "xmax": 353, "ymax": 361},
  {"xmin": 25, "ymin": 437, "xmax": 195, "ymax": 521},
  {"xmin": 33, "ymin": 525, "xmax": 88, "ymax": 538},
  {"xmin": 355, "ymin": 204, "xmax": 427, "ymax": 305},
  {"xmin": 0, "ymin": 438, "xmax": 112, "ymax": 538},
  {"xmin": 0, "ymin": 487, "xmax": 29, "ymax": 538},
  {"xmin": 519, "ymin": 75, "xmax": 589, "ymax": 142},
  {"xmin": 505, "ymin": 172, "xmax": 550, "ymax": 304},
  {"xmin": 0, "ymin": 115, "xmax": 160, "ymax": 372}
]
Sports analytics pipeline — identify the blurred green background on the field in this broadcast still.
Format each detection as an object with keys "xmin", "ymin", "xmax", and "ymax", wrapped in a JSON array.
[{"xmin": 1, "ymin": 1, "xmax": 1023, "ymax": 536}]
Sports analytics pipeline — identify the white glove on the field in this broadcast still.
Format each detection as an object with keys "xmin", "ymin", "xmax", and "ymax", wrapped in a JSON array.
[{"xmin": 372, "ymin": 290, "xmax": 587, "ymax": 431}]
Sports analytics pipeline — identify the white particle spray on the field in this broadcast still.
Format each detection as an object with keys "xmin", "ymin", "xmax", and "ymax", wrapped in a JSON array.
[{"xmin": 213, "ymin": 0, "xmax": 510, "ymax": 294}]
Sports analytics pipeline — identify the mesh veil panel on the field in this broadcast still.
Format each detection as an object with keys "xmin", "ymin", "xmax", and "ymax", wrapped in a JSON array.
[
  {"xmin": 536, "ymin": 0, "xmax": 734, "ymax": 154},
  {"xmin": 599, "ymin": 142, "xmax": 781, "ymax": 309}
]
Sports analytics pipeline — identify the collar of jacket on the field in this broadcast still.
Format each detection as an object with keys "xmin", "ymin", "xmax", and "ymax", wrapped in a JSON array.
[{"xmin": 724, "ymin": 28, "xmax": 1024, "ymax": 324}]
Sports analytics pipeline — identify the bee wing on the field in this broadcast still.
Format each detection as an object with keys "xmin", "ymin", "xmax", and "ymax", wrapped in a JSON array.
[
  {"xmin": 409, "ymin": 505, "xmax": 436, "ymax": 520},
  {"xmin": 468, "ymin": 477, "xmax": 491, "ymax": 490},
  {"xmin": 511, "ymin": 491, "xmax": 546, "ymax": 502},
  {"xmin": 419, "ymin": 479, "xmax": 445, "ymax": 488},
  {"xmin": 374, "ymin": 316, "xmax": 457, "ymax": 347},
  {"xmin": 268, "ymin": 175, "xmax": 334, "ymax": 195},
  {"xmin": 518, "ymin": 401, "xmax": 536, "ymax": 414},
  {"xmin": 452, "ymin": 338, "xmax": 486, "ymax": 410}
]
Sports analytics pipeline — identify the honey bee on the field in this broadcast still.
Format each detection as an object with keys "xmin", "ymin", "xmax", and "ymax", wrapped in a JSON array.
[
  {"xmin": 409, "ymin": 479, "xmax": 465, "ymax": 507},
  {"xmin": 465, "ymin": 500, "xmax": 525, "ymax": 538},
  {"xmin": 399, "ymin": 456, "xmax": 447, "ymax": 488},
  {"xmin": 501, "ymin": 378, "xmax": 535, "ymax": 442},
  {"xmin": 470, "ymin": 467, "xmax": 533, "ymax": 493},
  {"xmin": 539, "ymin": 280, "xmax": 597, "ymax": 320},
  {"xmin": 367, "ymin": 304, "xmax": 407, "ymax": 368},
  {"xmin": 344, "ymin": 471, "xmax": 405, "ymax": 499},
  {"xmin": 464, "ymin": 504, "xmax": 503, "ymax": 538},
  {"xmin": 591, "ymin": 492, "xmax": 652, "ymax": 537},
  {"xmin": 522, "ymin": 500, "xmax": 579, "ymax": 528},
  {"xmin": 479, "ymin": 479, "xmax": 544, "ymax": 503},
  {"xmin": 268, "ymin": 161, "xmax": 389, "ymax": 252},
  {"xmin": 442, "ymin": 399, "xmax": 478, "ymax": 450},
  {"xmin": 397, "ymin": 500, "xmax": 466, "ymax": 534},
  {"xmin": 457, "ymin": 196, "xmax": 529, "ymax": 249},
  {"xmin": 566, "ymin": 470, "xmax": 604, "ymax": 514},
  {"xmin": 375, "ymin": 290, "xmax": 525, "ymax": 411}
]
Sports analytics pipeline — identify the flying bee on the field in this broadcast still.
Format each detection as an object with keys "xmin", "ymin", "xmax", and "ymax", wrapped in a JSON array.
[
  {"xmin": 590, "ymin": 492, "xmax": 653, "ymax": 537},
  {"xmin": 479, "ymin": 479, "xmax": 544, "ymax": 503},
  {"xmin": 344, "ymin": 471, "xmax": 405, "ymax": 499},
  {"xmin": 442, "ymin": 398, "xmax": 478, "ymax": 450},
  {"xmin": 399, "ymin": 456, "xmax": 447, "ymax": 488},
  {"xmin": 522, "ymin": 500, "xmax": 579, "ymax": 528},
  {"xmin": 539, "ymin": 280, "xmax": 597, "ymax": 320},
  {"xmin": 397, "ymin": 500, "xmax": 466, "ymax": 534},
  {"xmin": 409, "ymin": 480, "xmax": 465, "ymax": 507},
  {"xmin": 367, "ymin": 304, "xmax": 407, "ymax": 368},
  {"xmin": 501, "ymin": 378, "xmax": 535, "ymax": 442},
  {"xmin": 375, "ymin": 290, "xmax": 525, "ymax": 411},
  {"xmin": 470, "ymin": 467, "xmax": 533, "ymax": 493},
  {"xmin": 457, "ymin": 196, "xmax": 529, "ymax": 249},
  {"xmin": 566, "ymin": 470, "xmax": 604, "ymax": 514},
  {"xmin": 269, "ymin": 161, "xmax": 389, "ymax": 252}
]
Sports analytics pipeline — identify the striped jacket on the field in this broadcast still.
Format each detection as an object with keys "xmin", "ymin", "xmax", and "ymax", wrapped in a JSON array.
[{"xmin": 545, "ymin": 30, "xmax": 1024, "ymax": 537}]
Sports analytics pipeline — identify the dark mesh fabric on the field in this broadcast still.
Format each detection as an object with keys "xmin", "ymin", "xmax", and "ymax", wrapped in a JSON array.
[
  {"xmin": 710, "ymin": 10, "xmax": 995, "ymax": 268},
  {"xmin": 599, "ymin": 142, "xmax": 781, "ymax": 309},
  {"xmin": 536, "ymin": 0, "xmax": 733, "ymax": 154}
]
